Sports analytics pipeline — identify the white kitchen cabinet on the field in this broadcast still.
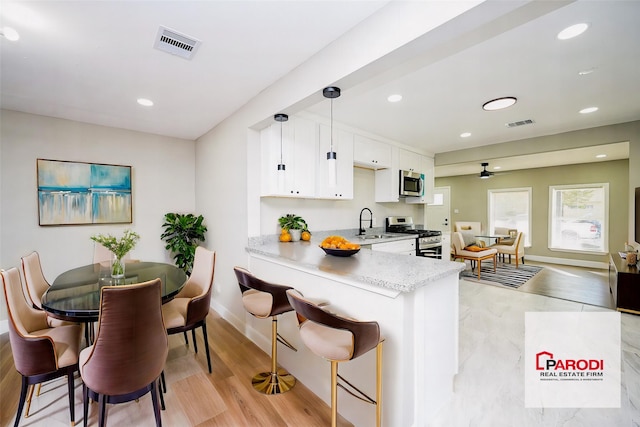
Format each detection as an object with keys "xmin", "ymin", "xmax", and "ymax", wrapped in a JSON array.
[
  {"xmin": 398, "ymin": 147, "xmax": 424, "ymax": 172},
  {"xmin": 353, "ymin": 134, "xmax": 392, "ymax": 169},
  {"xmin": 316, "ymin": 124, "xmax": 354, "ymax": 199},
  {"xmin": 370, "ymin": 238, "xmax": 416, "ymax": 256},
  {"xmin": 260, "ymin": 116, "xmax": 318, "ymax": 198}
]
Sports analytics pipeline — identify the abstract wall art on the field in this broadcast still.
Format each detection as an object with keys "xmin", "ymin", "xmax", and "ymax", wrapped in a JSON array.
[{"xmin": 37, "ymin": 159, "xmax": 132, "ymax": 225}]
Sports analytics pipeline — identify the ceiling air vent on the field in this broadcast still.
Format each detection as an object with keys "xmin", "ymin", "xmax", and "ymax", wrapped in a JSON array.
[
  {"xmin": 505, "ymin": 119, "xmax": 535, "ymax": 128},
  {"xmin": 153, "ymin": 26, "xmax": 201, "ymax": 60}
]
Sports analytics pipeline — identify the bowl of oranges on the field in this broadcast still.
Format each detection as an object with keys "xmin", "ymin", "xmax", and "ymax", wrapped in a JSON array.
[{"xmin": 319, "ymin": 235, "xmax": 361, "ymax": 257}]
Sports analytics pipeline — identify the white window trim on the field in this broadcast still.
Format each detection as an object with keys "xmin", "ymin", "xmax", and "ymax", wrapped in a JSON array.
[
  {"xmin": 547, "ymin": 183, "xmax": 609, "ymax": 255},
  {"xmin": 487, "ymin": 187, "xmax": 532, "ymax": 247}
]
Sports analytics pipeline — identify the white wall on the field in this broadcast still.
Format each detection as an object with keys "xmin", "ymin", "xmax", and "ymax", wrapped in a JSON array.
[{"xmin": 0, "ymin": 110, "xmax": 195, "ymax": 327}]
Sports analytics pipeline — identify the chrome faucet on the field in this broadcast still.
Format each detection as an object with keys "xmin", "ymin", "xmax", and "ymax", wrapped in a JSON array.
[{"xmin": 358, "ymin": 208, "xmax": 373, "ymax": 235}]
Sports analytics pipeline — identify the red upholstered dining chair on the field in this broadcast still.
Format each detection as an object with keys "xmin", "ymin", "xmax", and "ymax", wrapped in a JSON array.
[
  {"xmin": 233, "ymin": 267, "xmax": 298, "ymax": 394},
  {"xmin": 1, "ymin": 267, "xmax": 83, "ymax": 427},
  {"xmin": 161, "ymin": 246, "xmax": 216, "ymax": 373},
  {"xmin": 79, "ymin": 279, "xmax": 168, "ymax": 427},
  {"xmin": 286, "ymin": 289, "xmax": 383, "ymax": 427}
]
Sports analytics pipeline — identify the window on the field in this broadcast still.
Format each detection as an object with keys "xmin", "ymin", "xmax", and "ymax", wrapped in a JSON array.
[
  {"xmin": 488, "ymin": 188, "xmax": 531, "ymax": 246},
  {"xmin": 549, "ymin": 183, "xmax": 608, "ymax": 253}
]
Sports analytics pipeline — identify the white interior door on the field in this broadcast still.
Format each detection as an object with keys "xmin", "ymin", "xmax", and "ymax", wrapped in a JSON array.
[{"xmin": 426, "ymin": 186, "xmax": 451, "ymax": 252}]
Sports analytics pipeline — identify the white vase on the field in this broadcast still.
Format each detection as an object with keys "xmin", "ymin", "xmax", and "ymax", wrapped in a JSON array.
[
  {"xmin": 289, "ymin": 229, "xmax": 302, "ymax": 242},
  {"xmin": 111, "ymin": 255, "xmax": 125, "ymax": 279}
]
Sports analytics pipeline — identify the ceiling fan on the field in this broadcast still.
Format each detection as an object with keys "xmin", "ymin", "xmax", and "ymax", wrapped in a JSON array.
[{"xmin": 479, "ymin": 162, "xmax": 494, "ymax": 179}]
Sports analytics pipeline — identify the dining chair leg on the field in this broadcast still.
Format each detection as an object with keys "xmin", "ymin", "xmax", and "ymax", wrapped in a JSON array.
[
  {"xmin": 158, "ymin": 378, "xmax": 165, "ymax": 411},
  {"xmin": 201, "ymin": 322, "xmax": 212, "ymax": 374},
  {"xmin": 98, "ymin": 394, "xmax": 107, "ymax": 427},
  {"xmin": 192, "ymin": 329, "xmax": 198, "ymax": 354},
  {"xmin": 67, "ymin": 370, "xmax": 76, "ymax": 426},
  {"xmin": 83, "ymin": 384, "xmax": 89, "ymax": 427},
  {"xmin": 150, "ymin": 381, "xmax": 162, "ymax": 427},
  {"xmin": 376, "ymin": 342, "xmax": 383, "ymax": 427},
  {"xmin": 183, "ymin": 331, "xmax": 188, "ymax": 346},
  {"xmin": 160, "ymin": 371, "xmax": 166, "ymax": 393},
  {"xmin": 14, "ymin": 377, "xmax": 28, "ymax": 427}
]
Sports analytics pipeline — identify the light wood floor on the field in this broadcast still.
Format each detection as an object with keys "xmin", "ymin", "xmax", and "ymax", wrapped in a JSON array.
[{"xmin": 1, "ymin": 310, "xmax": 353, "ymax": 427}]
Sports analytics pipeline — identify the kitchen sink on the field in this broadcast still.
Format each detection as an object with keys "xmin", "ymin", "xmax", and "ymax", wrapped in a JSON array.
[{"xmin": 356, "ymin": 234, "xmax": 395, "ymax": 240}]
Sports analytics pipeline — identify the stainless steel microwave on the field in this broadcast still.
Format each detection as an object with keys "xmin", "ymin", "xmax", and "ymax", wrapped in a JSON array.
[{"xmin": 399, "ymin": 170, "xmax": 424, "ymax": 197}]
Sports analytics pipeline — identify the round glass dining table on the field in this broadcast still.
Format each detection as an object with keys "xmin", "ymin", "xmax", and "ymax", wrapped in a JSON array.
[{"xmin": 42, "ymin": 262, "xmax": 187, "ymax": 322}]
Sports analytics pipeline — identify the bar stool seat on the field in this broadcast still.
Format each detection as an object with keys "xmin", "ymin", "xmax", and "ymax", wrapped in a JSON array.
[
  {"xmin": 286, "ymin": 289, "xmax": 383, "ymax": 427},
  {"xmin": 233, "ymin": 267, "xmax": 297, "ymax": 395}
]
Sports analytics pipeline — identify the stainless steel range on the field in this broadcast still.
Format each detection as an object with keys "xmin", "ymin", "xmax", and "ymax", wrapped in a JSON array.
[{"xmin": 385, "ymin": 216, "xmax": 443, "ymax": 259}]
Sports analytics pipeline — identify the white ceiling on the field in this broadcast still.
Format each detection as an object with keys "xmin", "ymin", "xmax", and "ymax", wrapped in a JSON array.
[
  {"xmin": 2, "ymin": 1, "xmax": 639, "ymax": 177},
  {"xmin": 0, "ymin": 0, "xmax": 388, "ymax": 140}
]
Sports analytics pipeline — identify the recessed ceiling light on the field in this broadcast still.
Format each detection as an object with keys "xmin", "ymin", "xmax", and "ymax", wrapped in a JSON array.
[
  {"xmin": 460, "ymin": 132, "xmax": 471, "ymax": 138},
  {"xmin": 578, "ymin": 68, "xmax": 596, "ymax": 76},
  {"xmin": 482, "ymin": 97, "xmax": 517, "ymax": 111},
  {"xmin": 579, "ymin": 107, "xmax": 598, "ymax": 114},
  {"xmin": 596, "ymin": 154, "xmax": 607, "ymax": 158},
  {"xmin": 387, "ymin": 94, "xmax": 402, "ymax": 103},
  {"xmin": 137, "ymin": 98, "xmax": 154, "ymax": 107},
  {"xmin": 493, "ymin": 166, "xmax": 501, "ymax": 170},
  {"xmin": 557, "ymin": 23, "xmax": 589, "ymax": 40},
  {"xmin": 0, "ymin": 26, "xmax": 20, "ymax": 41}
]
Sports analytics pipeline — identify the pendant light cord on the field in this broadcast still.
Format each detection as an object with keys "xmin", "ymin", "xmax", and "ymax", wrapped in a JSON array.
[{"xmin": 280, "ymin": 120, "xmax": 284, "ymax": 164}]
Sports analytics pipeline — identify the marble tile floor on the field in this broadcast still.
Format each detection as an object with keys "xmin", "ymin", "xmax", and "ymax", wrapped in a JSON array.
[{"xmin": 429, "ymin": 279, "xmax": 640, "ymax": 427}]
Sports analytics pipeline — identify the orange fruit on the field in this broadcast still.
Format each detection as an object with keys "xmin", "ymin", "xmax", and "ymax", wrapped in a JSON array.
[
  {"xmin": 301, "ymin": 231, "xmax": 311, "ymax": 241},
  {"xmin": 281, "ymin": 228, "xmax": 289, "ymax": 234},
  {"xmin": 279, "ymin": 232, "xmax": 292, "ymax": 242}
]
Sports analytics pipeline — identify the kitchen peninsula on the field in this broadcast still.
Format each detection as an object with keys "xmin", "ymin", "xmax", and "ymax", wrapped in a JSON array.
[{"xmin": 246, "ymin": 233, "xmax": 465, "ymax": 427}]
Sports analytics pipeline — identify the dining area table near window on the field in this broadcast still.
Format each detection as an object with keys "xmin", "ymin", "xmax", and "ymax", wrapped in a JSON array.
[{"xmin": 41, "ymin": 262, "xmax": 187, "ymax": 323}]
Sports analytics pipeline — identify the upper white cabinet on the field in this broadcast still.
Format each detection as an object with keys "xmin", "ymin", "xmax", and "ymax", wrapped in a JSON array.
[
  {"xmin": 260, "ymin": 116, "xmax": 317, "ymax": 198},
  {"xmin": 353, "ymin": 135, "xmax": 392, "ymax": 169},
  {"xmin": 398, "ymin": 147, "xmax": 423, "ymax": 172},
  {"xmin": 316, "ymin": 125, "xmax": 354, "ymax": 199}
]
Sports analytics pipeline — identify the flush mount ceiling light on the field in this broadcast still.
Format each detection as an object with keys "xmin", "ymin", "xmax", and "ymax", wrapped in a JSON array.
[
  {"xmin": 580, "ymin": 106, "xmax": 598, "ymax": 114},
  {"xmin": 557, "ymin": 23, "xmax": 589, "ymax": 40},
  {"xmin": 387, "ymin": 94, "xmax": 402, "ymax": 103},
  {"xmin": 482, "ymin": 97, "xmax": 517, "ymax": 111},
  {"xmin": 323, "ymin": 86, "xmax": 341, "ymax": 188},
  {"xmin": 137, "ymin": 98, "xmax": 154, "ymax": 107},
  {"xmin": 460, "ymin": 132, "xmax": 471, "ymax": 138}
]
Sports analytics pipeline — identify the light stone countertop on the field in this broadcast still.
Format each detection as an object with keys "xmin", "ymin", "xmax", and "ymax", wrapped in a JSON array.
[{"xmin": 246, "ymin": 230, "xmax": 464, "ymax": 293}]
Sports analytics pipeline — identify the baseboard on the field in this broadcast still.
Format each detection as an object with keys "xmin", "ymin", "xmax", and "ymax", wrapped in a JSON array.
[
  {"xmin": 0, "ymin": 319, "xmax": 7, "ymax": 335},
  {"xmin": 525, "ymin": 254, "xmax": 608, "ymax": 270},
  {"xmin": 210, "ymin": 300, "xmax": 272, "ymax": 353}
]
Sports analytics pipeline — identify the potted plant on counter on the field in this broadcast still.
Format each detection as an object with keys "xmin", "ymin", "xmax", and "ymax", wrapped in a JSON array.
[
  {"xmin": 161, "ymin": 213, "xmax": 207, "ymax": 274},
  {"xmin": 91, "ymin": 229, "xmax": 140, "ymax": 278},
  {"xmin": 278, "ymin": 214, "xmax": 309, "ymax": 242}
]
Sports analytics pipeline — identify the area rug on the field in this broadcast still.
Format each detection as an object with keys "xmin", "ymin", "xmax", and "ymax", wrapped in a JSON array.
[{"xmin": 459, "ymin": 263, "xmax": 543, "ymax": 288}]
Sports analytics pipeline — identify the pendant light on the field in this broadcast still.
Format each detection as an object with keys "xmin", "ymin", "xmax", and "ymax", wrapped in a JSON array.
[
  {"xmin": 274, "ymin": 113, "xmax": 288, "ymax": 191},
  {"xmin": 323, "ymin": 86, "xmax": 341, "ymax": 187}
]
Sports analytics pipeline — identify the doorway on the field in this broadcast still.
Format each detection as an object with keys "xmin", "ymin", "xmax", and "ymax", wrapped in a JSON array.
[{"xmin": 426, "ymin": 186, "xmax": 451, "ymax": 253}]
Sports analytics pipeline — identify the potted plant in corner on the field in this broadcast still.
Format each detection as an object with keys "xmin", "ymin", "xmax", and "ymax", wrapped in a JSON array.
[
  {"xmin": 91, "ymin": 229, "xmax": 140, "ymax": 278},
  {"xmin": 278, "ymin": 214, "xmax": 308, "ymax": 242},
  {"xmin": 161, "ymin": 213, "xmax": 207, "ymax": 275}
]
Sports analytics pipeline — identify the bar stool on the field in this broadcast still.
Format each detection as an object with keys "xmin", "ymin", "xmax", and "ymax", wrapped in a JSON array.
[
  {"xmin": 286, "ymin": 289, "xmax": 383, "ymax": 427},
  {"xmin": 233, "ymin": 267, "xmax": 297, "ymax": 394}
]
